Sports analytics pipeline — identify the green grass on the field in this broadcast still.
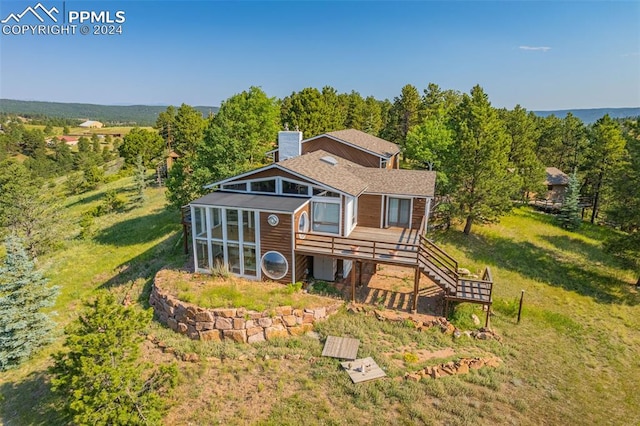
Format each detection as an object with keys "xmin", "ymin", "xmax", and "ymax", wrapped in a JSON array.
[
  {"xmin": 1, "ymin": 192, "xmax": 639, "ymax": 426},
  {"xmin": 159, "ymin": 271, "xmax": 334, "ymax": 312}
]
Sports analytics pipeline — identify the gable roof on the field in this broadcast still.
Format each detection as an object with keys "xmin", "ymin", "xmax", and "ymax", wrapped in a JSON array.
[
  {"xmin": 358, "ymin": 169, "xmax": 436, "ymax": 197},
  {"xmin": 304, "ymin": 129, "xmax": 400, "ymax": 158},
  {"xmin": 545, "ymin": 167, "xmax": 569, "ymax": 186}
]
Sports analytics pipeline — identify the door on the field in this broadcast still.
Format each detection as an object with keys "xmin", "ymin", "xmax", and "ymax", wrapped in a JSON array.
[{"xmin": 387, "ymin": 197, "xmax": 411, "ymax": 227}]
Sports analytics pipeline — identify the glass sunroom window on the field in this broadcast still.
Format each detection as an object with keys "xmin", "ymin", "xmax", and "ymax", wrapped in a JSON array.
[
  {"xmin": 194, "ymin": 207, "xmax": 207, "ymax": 238},
  {"xmin": 312, "ymin": 201, "xmax": 340, "ymax": 234},
  {"xmin": 251, "ymin": 179, "xmax": 276, "ymax": 193}
]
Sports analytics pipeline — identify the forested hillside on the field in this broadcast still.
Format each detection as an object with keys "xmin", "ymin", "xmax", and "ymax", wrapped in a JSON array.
[{"xmin": 0, "ymin": 99, "xmax": 218, "ymax": 126}]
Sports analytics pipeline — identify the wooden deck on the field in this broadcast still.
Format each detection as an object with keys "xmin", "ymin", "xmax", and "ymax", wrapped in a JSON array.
[{"xmin": 295, "ymin": 226, "xmax": 494, "ymax": 324}]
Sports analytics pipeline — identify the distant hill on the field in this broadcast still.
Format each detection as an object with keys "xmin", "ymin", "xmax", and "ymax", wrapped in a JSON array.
[
  {"xmin": 533, "ymin": 107, "xmax": 640, "ymax": 124},
  {"xmin": 0, "ymin": 99, "xmax": 218, "ymax": 127}
]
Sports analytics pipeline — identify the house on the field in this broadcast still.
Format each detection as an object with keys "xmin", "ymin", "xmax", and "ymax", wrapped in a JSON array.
[
  {"xmin": 79, "ymin": 120, "xmax": 103, "ymax": 128},
  {"xmin": 544, "ymin": 167, "xmax": 569, "ymax": 203},
  {"xmin": 59, "ymin": 135, "xmax": 79, "ymax": 146},
  {"xmin": 187, "ymin": 129, "xmax": 493, "ymax": 321}
]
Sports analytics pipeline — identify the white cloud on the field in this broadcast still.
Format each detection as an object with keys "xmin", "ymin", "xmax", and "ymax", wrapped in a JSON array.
[{"xmin": 519, "ymin": 46, "xmax": 551, "ymax": 52}]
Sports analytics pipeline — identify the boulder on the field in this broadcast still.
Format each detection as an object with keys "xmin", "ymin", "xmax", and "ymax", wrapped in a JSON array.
[
  {"xmin": 248, "ymin": 332, "xmax": 266, "ymax": 344},
  {"xmin": 215, "ymin": 317, "xmax": 233, "ymax": 330},
  {"xmin": 274, "ymin": 306, "xmax": 293, "ymax": 316},
  {"xmin": 177, "ymin": 322, "xmax": 188, "ymax": 334},
  {"xmin": 265, "ymin": 326, "xmax": 289, "ymax": 340},
  {"xmin": 195, "ymin": 311, "xmax": 214, "ymax": 322},
  {"xmin": 246, "ymin": 326, "xmax": 263, "ymax": 337},
  {"xmin": 217, "ymin": 308, "xmax": 237, "ymax": 318},
  {"xmin": 223, "ymin": 329, "xmax": 247, "ymax": 343},
  {"xmin": 199, "ymin": 329, "xmax": 222, "ymax": 342},
  {"xmin": 233, "ymin": 318, "xmax": 246, "ymax": 330},
  {"xmin": 471, "ymin": 314, "xmax": 481, "ymax": 326},
  {"xmin": 282, "ymin": 315, "xmax": 297, "ymax": 327},
  {"xmin": 258, "ymin": 317, "xmax": 273, "ymax": 328}
]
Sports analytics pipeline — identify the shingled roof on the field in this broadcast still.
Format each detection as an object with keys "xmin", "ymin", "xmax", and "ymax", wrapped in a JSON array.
[
  {"xmin": 278, "ymin": 150, "xmax": 436, "ymax": 197},
  {"xmin": 278, "ymin": 150, "xmax": 368, "ymax": 196},
  {"xmin": 315, "ymin": 129, "xmax": 400, "ymax": 158},
  {"xmin": 358, "ymin": 169, "xmax": 436, "ymax": 197},
  {"xmin": 545, "ymin": 167, "xmax": 569, "ymax": 186}
]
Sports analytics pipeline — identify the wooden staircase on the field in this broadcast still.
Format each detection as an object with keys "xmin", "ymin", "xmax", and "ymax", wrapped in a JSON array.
[{"xmin": 417, "ymin": 235, "xmax": 493, "ymax": 306}]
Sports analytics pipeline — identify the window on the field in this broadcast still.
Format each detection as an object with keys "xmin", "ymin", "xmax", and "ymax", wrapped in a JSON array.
[
  {"xmin": 261, "ymin": 251, "xmax": 288, "ymax": 280},
  {"xmin": 388, "ymin": 198, "xmax": 411, "ymax": 227},
  {"xmin": 210, "ymin": 207, "xmax": 222, "ymax": 239},
  {"xmin": 226, "ymin": 209, "xmax": 239, "ymax": 241},
  {"xmin": 194, "ymin": 207, "xmax": 207, "ymax": 238},
  {"xmin": 298, "ymin": 211, "xmax": 309, "ymax": 234},
  {"xmin": 195, "ymin": 239, "xmax": 209, "ymax": 269},
  {"xmin": 243, "ymin": 246, "xmax": 257, "ymax": 277},
  {"xmin": 312, "ymin": 201, "xmax": 340, "ymax": 234},
  {"xmin": 221, "ymin": 182, "xmax": 247, "ymax": 191},
  {"xmin": 251, "ymin": 179, "xmax": 276, "ymax": 193},
  {"xmin": 242, "ymin": 211, "xmax": 255, "ymax": 243},
  {"xmin": 227, "ymin": 243, "xmax": 241, "ymax": 274},
  {"xmin": 380, "ymin": 158, "xmax": 388, "ymax": 169},
  {"xmin": 313, "ymin": 187, "xmax": 339, "ymax": 198},
  {"xmin": 282, "ymin": 180, "xmax": 310, "ymax": 196}
]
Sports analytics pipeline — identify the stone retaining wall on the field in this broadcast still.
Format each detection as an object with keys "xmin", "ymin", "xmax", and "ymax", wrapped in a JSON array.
[{"xmin": 149, "ymin": 280, "xmax": 343, "ymax": 343}]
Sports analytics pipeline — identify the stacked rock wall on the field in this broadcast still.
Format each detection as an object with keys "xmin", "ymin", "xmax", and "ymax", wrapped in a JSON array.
[{"xmin": 149, "ymin": 281, "xmax": 342, "ymax": 343}]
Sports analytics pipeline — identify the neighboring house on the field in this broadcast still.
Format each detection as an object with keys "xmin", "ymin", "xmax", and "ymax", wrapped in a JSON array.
[
  {"xmin": 79, "ymin": 120, "xmax": 103, "ymax": 128},
  {"xmin": 59, "ymin": 135, "xmax": 79, "ymax": 146},
  {"xmin": 543, "ymin": 167, "xmax": 569, "ymax": 203},
  {"xmin": 187, "ymin": 129, "xmax": 494, "ymax": 321}
]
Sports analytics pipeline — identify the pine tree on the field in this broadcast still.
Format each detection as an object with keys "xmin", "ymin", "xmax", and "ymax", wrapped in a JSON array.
[
  {"xmin": 557, "ymin": 170, "xmax": 582, "ymax": 230},
  {"xmin": 0, "ymin": 235, "xmax": 59, "ymax": 371},
  {"xmin": 131, "ymin": 154, "xmax": 147, "ymax": 206},
  {"xmin": 50, "ymin": 293, "xmax": 177, "ymax": 425}
]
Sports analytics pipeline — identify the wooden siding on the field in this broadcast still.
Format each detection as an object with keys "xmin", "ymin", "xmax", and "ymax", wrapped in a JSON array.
[
  {"xmin": 260, "ymin": 212, "xmax": 294, "ymax": 283},
  {"xmin": 302, "ymin": 136, "xmax": 381, "ymax": 168},
  {"xmin": 411, "ymin": 198, "xmax": 427, "ymax": 228},
  {"xmin": 357, "ymin": 194, "xmax": 382, "ymax": 228},
  {"xmin": 293, "ymin": 203, "xmax": 311, "ymax": 282}
]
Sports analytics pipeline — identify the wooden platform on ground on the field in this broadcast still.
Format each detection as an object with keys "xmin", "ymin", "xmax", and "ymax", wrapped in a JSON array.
[
  {"xmin": 449, "ymin": 279, "xmax": 493, "ymax": 304},
  {"xmin": 322, "ymin": 336, "xmax": 360, "ymax": 360},
  {"xmin": 341, "ymin": 357, "xmax": 386, "ymax": 383}
]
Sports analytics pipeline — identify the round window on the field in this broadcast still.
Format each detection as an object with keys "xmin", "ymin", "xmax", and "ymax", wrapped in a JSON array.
[
  {"xmin": 261, "ymin": 251, "xmax": 289, "ymax": 280},
  {"xmin": 267, "ymin": 214, "xmax": 279, "ymax": 226},
  {"xmin": 298, "ymin": 211, "xmax": 309, "ymax": 238}
]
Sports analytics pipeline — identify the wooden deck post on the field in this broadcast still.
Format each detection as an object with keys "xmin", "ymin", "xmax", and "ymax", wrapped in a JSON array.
[
  {"xmin": 351, "ymin": 261, "xmax": 357, "ymax": 302},
  {"xmin": 485, "ymin": 304, "xmax": 490, "ymax": 328},
  {"xmin": 412, "ymin": 267, "xmax": 420, "ymax": 313}
]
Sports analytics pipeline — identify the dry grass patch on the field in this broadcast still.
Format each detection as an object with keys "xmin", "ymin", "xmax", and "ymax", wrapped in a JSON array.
[{"xmin": 156, "ymin": 269, "xmax": 339, "ymax": 312}]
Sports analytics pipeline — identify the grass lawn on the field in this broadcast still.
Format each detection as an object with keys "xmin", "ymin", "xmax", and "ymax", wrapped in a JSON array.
[
  {"xmin": 156, "ymin": 269, "xmax": 338, "ymax": 311},
  {"xmin": 1, "ymin": 181, "xmax": 639, "ymax": 425}
]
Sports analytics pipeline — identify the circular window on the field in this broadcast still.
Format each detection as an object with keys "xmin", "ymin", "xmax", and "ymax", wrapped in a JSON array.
[
  {"xmin": 261, "ymin": 251, "xmax": 289, "ymax": 280},
  {"xmin": 267, "ymin": 214, "xmax": 279, "ymax": 226},
  {"xmin": 298, "ymin": 211, "xmax": 309, "ymax": 238}
]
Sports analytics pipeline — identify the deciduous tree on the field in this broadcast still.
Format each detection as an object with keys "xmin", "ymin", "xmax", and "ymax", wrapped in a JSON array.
[{"xmin": 119, "ymin": 128, "xmax": 164, "ymax": 168}]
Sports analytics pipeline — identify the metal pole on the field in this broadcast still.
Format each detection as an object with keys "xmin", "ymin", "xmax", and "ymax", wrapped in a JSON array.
[{"xmin": 517, "ymin": 290, "xmax": 525, "ymax": 324}]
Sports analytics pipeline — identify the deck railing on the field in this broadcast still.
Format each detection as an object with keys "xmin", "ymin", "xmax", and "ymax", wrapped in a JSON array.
[
  {"xmin": 417, "ymin": 235, "xmax": 458, "ymax": 293},
  {"xmin": 295, "ymin": 232, "xmax": 418, "ymax": 264}
]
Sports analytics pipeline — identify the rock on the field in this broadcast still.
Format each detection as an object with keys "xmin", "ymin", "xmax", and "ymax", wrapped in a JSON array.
[
  {"xmin": 442, "ymin": 323, "xmax": 455, "ymax": 335},
  {"xmin": 282, "ymin": 315, "xmax": 297, "ymax": 327},
  {"xmin": 476, "ymin": 332, "xmax": 490, "ymax": 340},
  {"xmin": 430, "ymin": 367, "xmax": 441, "ymax": 379},
  {"xmin": 456, "ymin": 363, "xmax": 469, "ymax": 375},
  {"xmin": 274, "ymin": 306, "xmax": 293, "ymax": 316},
  {"xmin": 167, "ymin": 318, "xmax": 178, "ymax": 331},
  {"xmin": 288, "ymin": 326, "xmax": 306, "ymax": 336},
  {"xmin": 215, "ymin": 317, "xmax": 233, "ymax": 330},
  {"xmin": 233, "ymin": 318, "xmax": 246, "ymax": 330},
  {"xmin": 217, "ymin": 308, "xmax": 237, "ymax": 318},
  {"xmin": 469, "ymin": 359, "xmax": 485, "ymax": 370},
  {"xmin": 195, "ymin": 311, "xmax": 214, "ymax": 322},
  {"xmin": 453, "ymin": 329, "xmax": 462, "ymax": 339},
  {"xmin": 406, "ymin": 373, "xmax": 421, "ymax": 382},
  {"xmin": 199, "ymin": 329, "xmax": 222, "ymax": 341},
  {"xmin": 182, "ymin": 353, "xmax": 200, "ymax": 363},
  {"xmin": 223, "ymin": 329, "xmax": 247, "ymax": 343},
  {"xmin": 246, "ymin": 326, "xmax": 263, "ymax": 337},
  {"xmin": 471, "ymin": 314, "xmax": 480, "ymax": 326},
  {"xmin": 302, "ymin": 313, "xmax": 315, "ymax": 324},
  {"xmin": 457, "ymin": 267, "xmax": 471, "ymax": 276},
  {"xmin": 245, "ymin": 320, "xmax": 255, "ymax": 329},
  {"xmin": 236, "ymin": 307, "xmax": 247, "ymax": 318},
  {"xmin": 265, "ymin": 326, "xmax": 289, "ymax": 340},
  {"xmin": 156, "ymin": 341, "xmax": 167, "ymax": 349},
  {"xmin": 200, "ymin": 321, "xmax": 215, "ymax": 331},
  {"xmin": 301, "ymin": 323, "xmax": 314, "ymax": 333},
  {"xmin": 293, "ymin": 309, "xmax": 303, "ymax": 317},
  {"xmin": 258, "ymin": 317, "xmax": 273, "ymax": 328},
  {"xmin": 177, "ymin": 322, "xmax": 188, "ymax": 334},
  {"xmin": 247, "ymin": 332, "xmax": 266, "ymax": 344},
  {"xmin": 313, "ymin": 307, "xmax": 326, "ymax": 320}
]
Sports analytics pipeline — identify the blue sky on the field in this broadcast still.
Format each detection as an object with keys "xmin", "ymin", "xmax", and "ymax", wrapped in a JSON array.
[{"xmin": 0, "ymin": 1, "xmax": 638, "ymax": 110}]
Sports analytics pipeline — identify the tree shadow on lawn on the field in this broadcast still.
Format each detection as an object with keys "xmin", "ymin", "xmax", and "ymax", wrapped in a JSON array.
[
  {"xmin": 446, "ymin": 231, "xmax": 638, "ymax": 306},
  {"xmin": 0, "ymin": 371, "xmax": 65, "ymax": 426},
  {"xmin": 93, "ymin": 208, "xmax": 179, "ymax": 246},
  {"xmin": 99, "ymin": 230, "xmax": 187, "ymax": 308}
]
